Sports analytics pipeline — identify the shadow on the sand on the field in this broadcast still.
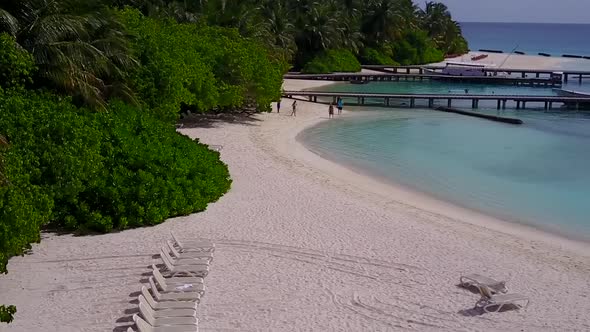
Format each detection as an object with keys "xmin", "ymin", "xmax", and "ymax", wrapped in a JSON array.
[
  {"xmin": 458, "ymin": 303, "xmax": 521, "ymax": 317},
  {"xmin": 455, "ymin": 283, "xmax": 483, "ymax": 295},
  {"xmin": 178, "ymin": 112, "xmax": 263, "ymax": 129},
  {"xmin": 113, "ymin": 325, "xmax": 134, "ymax": 332}
]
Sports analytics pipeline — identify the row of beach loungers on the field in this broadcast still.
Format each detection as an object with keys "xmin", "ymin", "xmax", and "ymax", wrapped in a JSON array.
[
  {"xmin": 128, "ymin": 232, "xmax": 216, "ymax": 332},
  {"xmin": 460, "ymin": 273, "xmax": 530, "ymax": 313}
]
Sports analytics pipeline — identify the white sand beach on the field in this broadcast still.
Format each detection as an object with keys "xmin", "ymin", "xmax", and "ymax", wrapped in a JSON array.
[{"xmin": 1, "ymin": 75, "xmax": 590, "ymax": 332}]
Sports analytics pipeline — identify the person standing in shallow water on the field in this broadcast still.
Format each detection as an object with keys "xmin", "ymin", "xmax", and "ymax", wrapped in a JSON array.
[
  {"xmin": 291, "ymin": 100, "xmax": 297, "ymax": 116},
  {"xmin": 277, "ymin": 100, "xmax": 281, "ymax": 113},
  {"xmin": 337, "ymin": 97, "xmax": 343, "ymax": 115},
  {"xmin": 329, "ymin": 103, "xmax": 334, "ymax": 118}
]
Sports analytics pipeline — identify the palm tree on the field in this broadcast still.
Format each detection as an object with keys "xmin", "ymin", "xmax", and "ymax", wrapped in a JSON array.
[
  {"xmin": 259, "ymin": 1, "xmax": 295, "ymax": 50},
  {"xmin": 419, "ymin": 2, "xmax": 452, "ymax": 48},
  {"xmin": 0, "ymin": 0, "xmax": 137, "ymax": 108},
  {"xmin": 297, "ymin": 1, "xmax": 344, "ymax": 51},
  {"xmin": 360, "ymin": 0, "xmax": 408, "ymax": 46}
]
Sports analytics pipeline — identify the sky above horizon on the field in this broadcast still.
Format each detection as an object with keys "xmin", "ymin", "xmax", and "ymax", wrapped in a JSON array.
[{"xmin": 423, "ymin": 0, "xmax": 589, "ymax": 24}]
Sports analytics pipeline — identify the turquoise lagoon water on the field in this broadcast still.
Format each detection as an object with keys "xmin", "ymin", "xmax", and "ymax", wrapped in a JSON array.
[{"xmin": 301, "ymin": 108, "xmax": 590, "ymax": 239}]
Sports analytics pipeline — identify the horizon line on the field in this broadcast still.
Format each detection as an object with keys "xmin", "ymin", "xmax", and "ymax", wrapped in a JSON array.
[{"xmin": 459, "ymin": 21, "xmax": 590, "ymax": 25}]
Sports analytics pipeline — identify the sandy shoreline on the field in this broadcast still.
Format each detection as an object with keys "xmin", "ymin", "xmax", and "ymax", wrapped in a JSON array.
[{"xmin": 1, "ymin": 76, "xmax": 590, "ymax": 331}]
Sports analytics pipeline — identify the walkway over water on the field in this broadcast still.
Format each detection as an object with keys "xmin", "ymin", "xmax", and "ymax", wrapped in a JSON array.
[
  {"xmin": 283, "ymin": 90, "xmax": 590, "ymax": 110},
  {"xmin": 284, "ymin": 73, "xmax": 562, "ymax": 87},
  {"xmin": 361, "ymin": 65, "xmax": 590, "ymax": 83}
]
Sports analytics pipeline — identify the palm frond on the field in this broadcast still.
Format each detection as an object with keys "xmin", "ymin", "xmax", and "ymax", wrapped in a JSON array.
[{"xmin": 0, "ymin": 8, "xmax": 20, "ymax": 36}]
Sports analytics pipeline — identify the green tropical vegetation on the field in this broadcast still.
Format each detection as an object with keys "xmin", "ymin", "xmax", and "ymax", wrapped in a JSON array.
[{"xmin": 0, "ymin": 0, "xmax": 467, "ymax": 323}]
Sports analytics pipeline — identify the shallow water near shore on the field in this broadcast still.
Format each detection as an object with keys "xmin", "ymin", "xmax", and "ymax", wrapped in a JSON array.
[{"xmin": 300, "ymin": 108, "xmax": 590, "ymax": 240}]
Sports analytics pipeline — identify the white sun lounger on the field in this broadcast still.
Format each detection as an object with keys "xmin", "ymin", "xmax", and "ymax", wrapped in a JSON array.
[
  {"xmin": 139, "ymin": 295, "xmax": 196, "ymax": 317},
  {"xmin": 133, "ymin": 314, "xmax": 198, "ymax": 332},
  {"xmin": 149, "ymin": 277, "xmax": 201, "ymax": 303},
  {"xmin": 171, "ymin": 231, "xmax": 215, "ymax": 252},
  {"xmin": 460, "ymin": 273, "xmax": 508, "ymax": 294},
  {"xmin": 152, "ymin": 265, "xmax": 204, "ymax": 285},
  {"xmin": 476, "ymin": 285, "xmax": 530, "ymax": 313},
  {"xmin": 139, "ymin": 302, "xmax": 198, "ymax": 326},
  {"xmin": 160, "ymin": 249, "xmax": 210, "ymax": 278},
  {"xmin": 141, "ymin": 286, "xmax": 195, "ymax": 310},
  {"xmin": 152, "ymin": 268, "xmax": 205, "ymax": 296},
  {"xmin": 141, "ymin": 286, "xmax": 196, "ymax": 310},
  {"xmin": 167, "ymin": 241, "xmax": 213, "ymax": 263},
  {"xmin": 161, "ymin": 248, "xmax": 211, "ymax": 266}
]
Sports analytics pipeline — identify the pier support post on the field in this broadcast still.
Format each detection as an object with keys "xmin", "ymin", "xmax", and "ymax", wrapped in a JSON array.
[
  {"xmin": 544, "ymin": 102, "xmax": 548, "ymax": 110},
  {"xmin": 522, "ymin": 101, "xmax": 526, "ymax": 109},
  {"xmin": 564, "ymin": 74, "xmax": 569, "ymax": 83},
  {"xmin": 549, "ymin": 101, "xmax": 553, "ymax": 109},
  {"xmin": 536, "ymin": 73, "xmax": 540, "ymax": 78},
  {"xmin": 386, "ymin": 97, "xmax": 390, "ymax": 106},
  {"xmin": 361, "ymin": 97, "xmax": 365, "ymax": 105},
  {"xmin": 497, "ymin": 100, "xmax": 501, "ymax": 110},
  {"xmin": 447, "ymin": 99, "xmax": 452, "ymax": 107},
  {"xmin": 428, "ymin": 99, "xmax": 434, "ymax": 108},
  {"xmin": 309, "ymin": 96, "xmax": 313, "ymax": 102},
  {"xmin": 410, "ymin": 98, "xmax": 415, "ymax": 108},
  {"xmin": 521, "ymin": 72, "xmax": 526, "ymax": 78},
  {"xmin": 580, "ymin": 75, "xmax": 583, "ymax": 84},
  {"xmin": 333, "ymin": 96, "xmax": 337, "ymax": 104},
  {"xmin": 516, "ymin": 101, "xmax": 520, "ymax": 109},
  {"xmin": 313, "ymin": 96, "xmax": 317, "ymax": 103},
  {"xmin": 406, "ymin": 68, "xmax": 410, "ymax": 74},
  {"xmin": 357, "ymin": 97, "xmax": 361, "ymax": 105},
  {"xmin": 502, "ymin": 100, "xmax": 507, "ymax": 109}
]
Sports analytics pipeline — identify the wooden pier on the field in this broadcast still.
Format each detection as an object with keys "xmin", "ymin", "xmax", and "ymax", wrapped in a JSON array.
[
  {"xmin": 282, "ymin": 90, "xmax": 590, "ymax": 110},
  {"xmin": 284, "ymin": 73, "xmax": 562, "ymax": 87},
  {"xmin": 361, "ymin": 65, "xmax": 590, "ymax": 84}
]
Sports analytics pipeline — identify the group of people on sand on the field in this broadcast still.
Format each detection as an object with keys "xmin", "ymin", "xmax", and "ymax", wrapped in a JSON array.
[
  {"xmin": 276, "ymin": 97, "xmax": 344, "ymax": 118},
  {"xmin": 275, "ymin": 100, "xmax": 299, "ymax": 116},
  {"xmin": 328, "ymin": 97, "xmax": 344, "ymax": 118}
]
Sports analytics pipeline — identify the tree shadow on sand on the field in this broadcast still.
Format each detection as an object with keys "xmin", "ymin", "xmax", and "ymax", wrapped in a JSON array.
[{"xmin": 178, "ymin": 112, "xmax": 263, "ymax": 129}]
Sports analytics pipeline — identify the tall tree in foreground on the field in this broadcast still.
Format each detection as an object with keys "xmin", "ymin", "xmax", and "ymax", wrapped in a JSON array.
[{"xmin": 0, "ymin": 0, "xmax": 137, "ymax": 108}]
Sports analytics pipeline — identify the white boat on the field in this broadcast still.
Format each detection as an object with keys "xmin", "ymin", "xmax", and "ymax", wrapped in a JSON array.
[{"xmin": 424, "ymin": 61, "xmax": 499, "ymax": 77}]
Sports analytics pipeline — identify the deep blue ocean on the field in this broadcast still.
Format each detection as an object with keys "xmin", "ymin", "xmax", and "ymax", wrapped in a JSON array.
[
  {"xmin": 460, "ymin": 22, "xmax": 590, "ymax": 57},
  {"xmin": 301, "ymin": 23, "xmax": 590, "ymax": 240}
]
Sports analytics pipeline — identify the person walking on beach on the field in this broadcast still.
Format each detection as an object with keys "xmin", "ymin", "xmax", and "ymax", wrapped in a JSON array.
[
  {"xmin": 329, "ymin": 103, "xmax": 334, "ymax": 118},
  {"xmin": 337, "ymin": 97, "xmax": 343, "ymax": 115},
  {"xmin": 277, "ymin": 100, "xmax": 281, "ymax": 113},
  {"xmin": 291, "ymin": 100, "xmax": 297, "ymax": 117}
]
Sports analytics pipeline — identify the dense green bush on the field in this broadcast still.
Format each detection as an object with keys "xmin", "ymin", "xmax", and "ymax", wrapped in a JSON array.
[
  {"xmin": 302, "ymin": 49, "xmax": 361, "ymax": 74},
  {"xmin": 119, "ymin": 8, "xmax": 284, "ymax": 122},
  {"xmin": 0, "ymin": 33, "xmax": 36, "ymax": 90},
  {"xmin": 84, "ymin": 101, "xmax": 232, "ymax": 232},
  {"xmin": 358, "ymin": 47, "xmax": 399, "ymax": 65},
  {"xmin": 0, "ymin": 91, "xmax": 231, "ymax": 234}
]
